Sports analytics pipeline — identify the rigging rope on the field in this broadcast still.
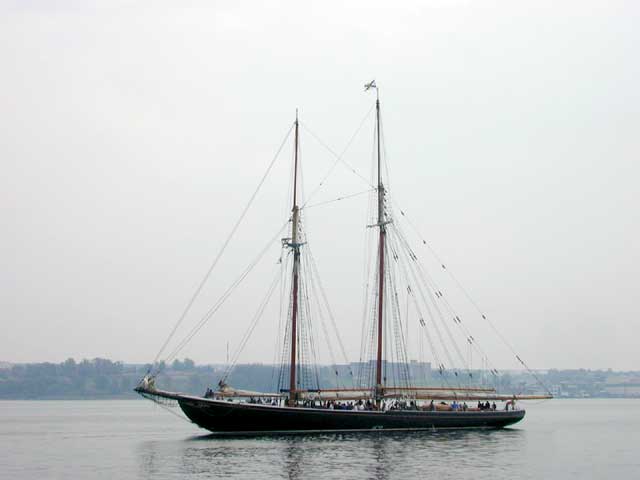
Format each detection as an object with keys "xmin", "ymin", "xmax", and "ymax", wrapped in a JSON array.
[
  {"xmin": 301, "ymin": 188, "xmax": 376, "ymax": 210},
  {"xmin": 220, "ymin": 267, "xmax": 282, "ymax": 384},
  {"xmin": 390, "ymin": 223, "xmax": 472, "ymax": 382},
  {"xmin": 306, "ymin": 247, "xmax": 355, "ymax": 369},
  {"xmin": 161, "ymin": 220, "xmax": 290, "ymax": 368},
  {"xmin": 300, "ymin": 114, "xmax": 375, "ymax": 205},
  {"xmin": 271, "ymin": 249, "xmax": 290, "ymax": 390},
  {"xmin": 387, "ymin": 227, "xmax": 463, "ymax": 390},
  {"xmin": 149, "ymin": 124, "xmax": 294, "ymax": 372},
  {"xmin": 299, "ymin": 254, "xmax": 322, "ymax": 390},
  {"xmin": 138, "ymin": 392, "xmax": 192, "ymax": 423},
  {"xmin": 391, "ymin": 200, "xmax": 553, "ymax": 395},
  {"xmin": 391, "ymin": 216, "xmax": 502, "ymax": 387}
]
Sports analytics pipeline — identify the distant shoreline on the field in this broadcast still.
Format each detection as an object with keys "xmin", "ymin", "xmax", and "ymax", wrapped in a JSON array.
[{"xmin": 2, "ymin": 358, "xmax": 639, "ymax": 400}]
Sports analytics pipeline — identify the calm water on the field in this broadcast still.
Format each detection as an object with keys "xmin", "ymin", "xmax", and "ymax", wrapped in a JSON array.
[{"xmin": 1, "ymin": 399, "xmax": 638, "ymax": 479}]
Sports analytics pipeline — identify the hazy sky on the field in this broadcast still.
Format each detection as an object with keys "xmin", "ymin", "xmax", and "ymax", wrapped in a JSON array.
[{"xmin": 1, "ymin": 0, "xmax": 638, "ymax": 371}]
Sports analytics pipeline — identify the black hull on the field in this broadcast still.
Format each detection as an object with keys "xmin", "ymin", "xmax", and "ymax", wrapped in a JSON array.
[{"xmin": 173, "ymin": 395, "xmax": 525, "ymax": 434}]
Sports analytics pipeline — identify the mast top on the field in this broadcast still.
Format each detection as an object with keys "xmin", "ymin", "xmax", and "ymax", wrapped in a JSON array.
[
  {"xmin": 365, "ymin": 80, "xmax": 382, "ymax": 189},
  {"xmin": 292, "ymin": 109, "xmax": 300, "ymax": 210}
]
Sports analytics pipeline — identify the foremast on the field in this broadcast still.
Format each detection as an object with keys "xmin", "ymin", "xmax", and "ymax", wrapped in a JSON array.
[{"xmin": 288, "ymin": 110, "xmax": 301, "ymax": 406}]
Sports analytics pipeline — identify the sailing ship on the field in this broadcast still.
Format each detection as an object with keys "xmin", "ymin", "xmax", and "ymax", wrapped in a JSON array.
[{"xmin": 136, "ymin": 83, "xmax": 552, "ymax": 434}]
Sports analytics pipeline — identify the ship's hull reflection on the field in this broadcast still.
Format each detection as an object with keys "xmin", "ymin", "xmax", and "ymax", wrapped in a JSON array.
[{"xmin": 139, "ymin": 429, "xmax": 526, "ymax": 479}]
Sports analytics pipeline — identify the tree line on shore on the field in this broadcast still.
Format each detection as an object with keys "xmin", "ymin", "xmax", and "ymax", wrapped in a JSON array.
[
  {"xmin": 0, "ymin": 358, "xmax": 637, "ymax": 399},
  {"xmin": 0, "ymin": 358, "xmax": 310, "ymax": 399}
]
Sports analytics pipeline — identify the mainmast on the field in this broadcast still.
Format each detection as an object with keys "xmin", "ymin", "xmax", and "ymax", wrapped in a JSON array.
[
  {"xmin": 288, "ymin": 110, "xmax": 301, "ymax": 406},
  {"xmin": 374, "ymin": 86, "xmax": 386, "ymax": 406}
]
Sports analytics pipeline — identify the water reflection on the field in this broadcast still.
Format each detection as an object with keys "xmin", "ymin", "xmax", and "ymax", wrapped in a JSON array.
[
  {"xmin": 283, "ymin": 438, "xmax": 304, "ymax": 480},
  {"xmin": 369, "ymin": 435, "xmax": 392, "ymax": 480},
  {"xmin": 138, "ymin": 429, "xmax": 526, "ymax": 479}
]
